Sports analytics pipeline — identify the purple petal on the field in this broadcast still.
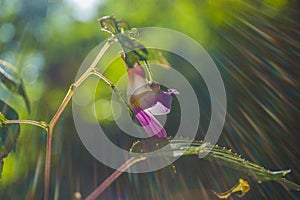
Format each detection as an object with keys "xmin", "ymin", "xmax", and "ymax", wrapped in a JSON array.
[
  {"xmin": 146, "ymin": 91, "xmax": 172, "ymax": 115},
  {"xmin": 135, "ymin": 109, "xmax": 167, "ymax": 138},
  {"xmin": 126, "ymin": 63, "xmax": 178, "ymax": 138},
  {"xmin": 141, "ymin": 85, "xmax": 178, "ymax": 115},
  {"xmin": 131, "ymin": 83, "xmax": 177, "ymax": 114}
]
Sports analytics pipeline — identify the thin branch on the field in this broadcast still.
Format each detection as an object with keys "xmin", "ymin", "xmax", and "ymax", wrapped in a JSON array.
[
  {"xmin": 85, "ymin": 157, "xmax": 146, "ymax": 200},
  {"xmin": 44, "ymin": 126, "xmax": 52, "ymax": 200},
  {"xmin": 91, "ymin": 70, "xmax": 132, "ymax": 113},
  {"xmin": 74, "ymin": 41, "xmax": 113, "ymax": 88},
  {"xmin": 44, "ymin": 40, "xmax": 114, "ymax": 200},
  {"xmin": 4, "ymin": 119, "xmax": 49, "ymax": 131},
  {"xmin": 49, "ymin": 85, "xmax": 75, "ymax": 129},
  {"xmin": 44, "ymin": 84, "xmax": 75, "ymax": 200}
]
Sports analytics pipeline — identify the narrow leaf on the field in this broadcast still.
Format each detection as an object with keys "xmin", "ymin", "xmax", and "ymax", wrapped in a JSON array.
[{"xmin": 0, "ymin": 59, "xmax": 31, "ymax": 113}]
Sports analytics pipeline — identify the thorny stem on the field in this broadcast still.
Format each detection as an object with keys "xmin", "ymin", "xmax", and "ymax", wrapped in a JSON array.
[
  {"xmin": 4, "ymin": 119, "xmax": 49, "ymax": 130},
  {"xmin": 85, "ymin": 157, "xmax": 146, "ymax": 200},
  {"xmin": 44, "ymin": 40, "xmax": 114, "ymax": 200}
]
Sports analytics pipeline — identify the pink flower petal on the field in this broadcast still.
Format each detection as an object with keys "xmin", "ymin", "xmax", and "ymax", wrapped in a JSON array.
[
  {"xmin": 127, "ymin": 64, "xmax": 150, "ymax": 96},
  {"xmin": 135, "ymin": 109, "xmax": 167, "ymax": 138}
]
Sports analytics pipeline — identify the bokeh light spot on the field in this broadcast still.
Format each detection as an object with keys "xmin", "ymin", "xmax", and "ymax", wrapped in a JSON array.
[
  {"xmin": 0, "ymin": 23, "xmax": 15, "ymax": 43},
  {"xmin": 73, "ymin": 85, "xmax": 93, "ymax": 106}
]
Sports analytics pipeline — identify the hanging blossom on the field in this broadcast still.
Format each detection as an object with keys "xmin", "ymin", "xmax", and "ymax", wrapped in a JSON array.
[
  {"xmin": 126, "ymin": 62, "xmax": 179, "ymax": 138},
  {"xmin": 96, "ymin": 16, "xmax": 178, "ymax": 137}
]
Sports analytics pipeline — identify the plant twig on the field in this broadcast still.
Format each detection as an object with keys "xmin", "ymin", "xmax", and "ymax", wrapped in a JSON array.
[
  {"xmin": 43, "ymin": 40, "xmax": 113, "ymax": 200},
  {"xmin": 85, "ymin": 157, "xmax": 146, "ymax": 200},
  {"xmin": 4, "ymin": 119, "xmax": 49, "ymax": 130},
  {"xmin": 92, "ymin": 70, "xmax": 131, "ymax": 113},
  {"xmin": 44, "ymin": 126, "xmax": 52, "ymax": 200},
  {"xmin": 74, "ymin": 41, "xmax": 113, "ymax": 88}
]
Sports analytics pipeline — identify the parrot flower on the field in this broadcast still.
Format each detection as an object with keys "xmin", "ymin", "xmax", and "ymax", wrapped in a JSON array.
[
  {"xmin": 127, "ymin": 62, "xmax": 178, "ymax": 138},
  {"xmin": 98, "ymin": 16, "xmax": 178, "ymax": 137}
]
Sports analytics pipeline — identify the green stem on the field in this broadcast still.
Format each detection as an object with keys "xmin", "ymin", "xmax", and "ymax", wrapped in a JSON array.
[
  {"xmin": 91, "ymin": 70, "xmax": 132, "ymax": 113},
  {"xmin": 144, "ymin": 61, "xmax": 153, "ymax": 84},
  {"xmin": 4, "ymin": 119, "xmax": 49, "ymax": 131}
]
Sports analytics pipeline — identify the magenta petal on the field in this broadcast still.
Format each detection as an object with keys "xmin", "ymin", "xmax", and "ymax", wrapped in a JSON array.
[
  {"xmin": 146, "ymin": 96, "xmax": 171, "ymax": 115},
  {"xmin": 146, "ymin": 89, "xmax": 178, "ymax": 115},
  {"xmin": 135, "ymin": 86, "xmax": 178, "ymax": 115},
  {"xmin": 135, "ymin": 108, "xmax": 151, "ymax": 126},
  {"xmin": 135, "ymin": 109, "xmax": 167, "ymax": 138}
]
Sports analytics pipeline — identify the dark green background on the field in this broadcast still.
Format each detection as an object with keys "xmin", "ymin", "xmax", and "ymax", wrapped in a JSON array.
[{"xmin": 0, "ymin": 0, "xmax": 299, "ymax": 199}]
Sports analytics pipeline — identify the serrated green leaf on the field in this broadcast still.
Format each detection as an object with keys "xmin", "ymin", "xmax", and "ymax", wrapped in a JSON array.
[
  {"xmin": 0, "ymin": 59, "xmax": 31, "ymax": 113},
  {"xmin": 130, "ymin": 137, "xmax": 170, "ymax": 153},
  {"xmin": 129, "ymin": 137, "xmax": 300, "ymax": 191},
  {"xmin": 0, "ymin": 99, "xmax": 20, "ymax": 177}
]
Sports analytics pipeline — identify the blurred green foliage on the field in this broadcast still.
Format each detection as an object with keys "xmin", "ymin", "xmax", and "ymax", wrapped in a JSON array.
[{"xmin": 0, "ymin": 0, "xmax": 299, "ymax": 199}]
